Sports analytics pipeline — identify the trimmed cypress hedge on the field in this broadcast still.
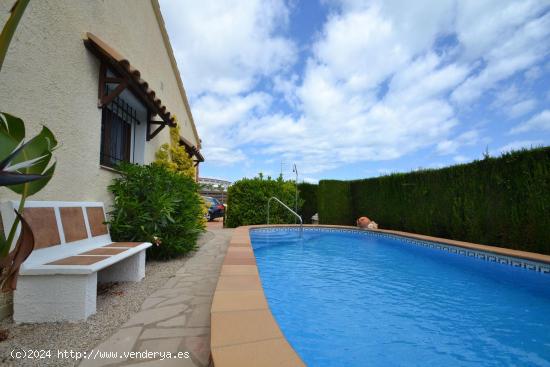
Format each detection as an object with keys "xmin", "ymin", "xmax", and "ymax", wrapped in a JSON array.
[
  {"xmin": 317, "ymin": 147, "xmax": 550, "ymax": 254},
  {"xmin": 318, "ymin": 180, "xmax": 354, "ymax": 225},
  {"xmin": 298, "ymin": 182, "xmax": 318, "ymax": 223}
]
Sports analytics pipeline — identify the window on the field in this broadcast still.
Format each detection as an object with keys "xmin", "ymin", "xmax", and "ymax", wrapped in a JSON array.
[{"xmin": 100, "ymin": 71, "xmax": 148, "ymax": 168}]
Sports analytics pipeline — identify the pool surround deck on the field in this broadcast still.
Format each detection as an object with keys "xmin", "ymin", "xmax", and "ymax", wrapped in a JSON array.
[
  {"xmin": 211, "ymin": 224, "xmax": 550, "ymax": 367},
  {"xmin": 210, "ymin": 225, "xmax": 305, "ymax": 367}
]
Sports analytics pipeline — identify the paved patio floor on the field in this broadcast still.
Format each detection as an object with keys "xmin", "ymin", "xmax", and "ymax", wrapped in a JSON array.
[{"xmin": 80, "ymin": 225, "xmax": 232, "ymax": 367}]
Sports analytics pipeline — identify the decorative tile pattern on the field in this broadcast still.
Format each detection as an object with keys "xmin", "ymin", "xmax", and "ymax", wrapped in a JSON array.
[{"xmin": 251, "ymin": 227, "xmax": 550, "ymax": 275}]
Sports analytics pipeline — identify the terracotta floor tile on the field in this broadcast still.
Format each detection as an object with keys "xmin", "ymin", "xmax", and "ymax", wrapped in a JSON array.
[
  {"xmin": 227, "ymin": 247, "xmax": 253, "ymax": 254},
  {"xmin": 212, "ymin": 290, "xmax": 268, "ymax": 312},
  {"xmin": 224, "ymin": 252, "xmax": 254, "ymax": 260},
  {"xmin": 223, "ymin": 257, "xmax": 256, "ymax": 266},
  {"xmin": 211, "ymin": 338, "xmax": 305, "ymax": 367},
  {"xmin": 220, "ymin": 265, "xmax": 258, "ymax": 276},
  {"xmin": 228, "ymin": 242, "xmax": 250, "ymax": 247},
  {"xmin": 211, "ymin": 309, "xmax": 282, "ymax": 347},
  {"xmin": 216, "ymin": 275, "xmax": 262, "ymax": 291}
]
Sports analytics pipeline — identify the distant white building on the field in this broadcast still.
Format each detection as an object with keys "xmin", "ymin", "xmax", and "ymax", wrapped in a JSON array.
[{"xmin": 199, "ymin": 177, "xmax": 232, "ymax": 190}]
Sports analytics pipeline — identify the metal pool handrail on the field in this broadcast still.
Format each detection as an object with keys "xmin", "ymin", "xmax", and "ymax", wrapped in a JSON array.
[{"xmin": 267, "ymin": 196, "xmax": 303, "ymax": 237}]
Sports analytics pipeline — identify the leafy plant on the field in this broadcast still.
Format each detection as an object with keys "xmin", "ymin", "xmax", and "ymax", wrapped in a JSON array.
[
  {"xmin": 107, "ymin": 163, "xmax": 205, "ymax": 260},
  {"xmin": 225, "ymin": 174, "xmax": 303, "ymax": 228},
  {"xmin": 0, "ymin": 113, "xmax": 58, "ymax": 256},
  {"xmin": 0, "ymin": 0, "xmax": 58, "ymax": 291},
  {"xmin": 155, "ymin": 119, "xmax": 196, "ymax": 180}
]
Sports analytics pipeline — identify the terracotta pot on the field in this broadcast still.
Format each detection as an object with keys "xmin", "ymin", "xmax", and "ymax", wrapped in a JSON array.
[{"xmin": 356, "ymin": 216, "xmax": 371, "ymax": 228}]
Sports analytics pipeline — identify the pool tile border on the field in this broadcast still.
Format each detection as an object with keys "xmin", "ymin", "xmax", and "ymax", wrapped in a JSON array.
[{"xmin": 252, "ymin": 225, "xmax": 550, "ymax": 274}]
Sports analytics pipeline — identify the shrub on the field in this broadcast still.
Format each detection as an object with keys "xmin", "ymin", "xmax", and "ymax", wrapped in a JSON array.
[
  {"xmin": 155, "ymin": 120, "xmax": 196, "ymax": 180},
  {"xmin": 316, "ymin": 147, "xmax": 550, "ymax": 254},
  {"xmin": 298, "ymin": 182, "xmax": 318, "ymax": 223},
  {"xmin": 225, "ymin": 174, "xmax": 303, "ymax": 228},
  {"xmin": 107, "ymin": 163, "xmax": 205, "ymax": 260},
  {"xmin": 318, "ymin": 180, "xmax": 354, "ymax": 225}
]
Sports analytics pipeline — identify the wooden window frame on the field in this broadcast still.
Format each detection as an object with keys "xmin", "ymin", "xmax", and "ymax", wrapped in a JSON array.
[{"xmin": 98, "ymin": 64, "xmax": 149, "ymax": 168}]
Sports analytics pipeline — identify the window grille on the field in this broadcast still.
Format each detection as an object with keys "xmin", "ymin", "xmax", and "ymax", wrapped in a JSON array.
[{"xmin": 100, "ymin": 86, "xmax": 141, "ymax": 168}]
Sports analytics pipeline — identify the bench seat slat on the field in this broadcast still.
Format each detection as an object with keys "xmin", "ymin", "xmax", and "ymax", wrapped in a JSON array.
[
  {"xmin": 80, "ymin": 248, "xmax": 128, "ymax": 256},
  {"xmin": 47, "ymin": 255, "xmax": 110, "ymax": 265}
]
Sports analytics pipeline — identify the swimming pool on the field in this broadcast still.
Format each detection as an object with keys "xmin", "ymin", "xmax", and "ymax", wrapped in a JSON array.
[{"xmin": 250, "ymin": 227, "xmax": 550, "ymax": 367}]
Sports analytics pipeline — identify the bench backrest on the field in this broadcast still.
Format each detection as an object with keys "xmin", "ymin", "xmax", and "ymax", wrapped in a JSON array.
[{"xmin": 0, "ymin": 201, "xmax": 112, "ymax": 265}]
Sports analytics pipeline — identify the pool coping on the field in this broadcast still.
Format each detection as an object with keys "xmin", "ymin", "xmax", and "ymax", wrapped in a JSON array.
[
  {"xmin": 211, "ymin": 224, "xmax": 550, "ymax": 367},
  {"xmin": 210, "ymin": 225, "xmax": 306, "ymax": 367}
]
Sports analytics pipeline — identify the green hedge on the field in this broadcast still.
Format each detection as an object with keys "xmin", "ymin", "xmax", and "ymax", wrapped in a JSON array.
[
  {"xmin": 298, "ymin": 182, "xmax": 318, "ymax": 223},
  {"xmin": 225, "ymin": 175, "xmax": 303, "ymax": 228},
  {"xmin": 317, "ymin": 147, "xmax": 550, "ymax": 254},
  {"xmin": 107, "ymin": 163, "xmax": 205, "ymax": 260},
  {"xmin": 318, "ymin": 180, "xmax": 354, "ymax": 225}
]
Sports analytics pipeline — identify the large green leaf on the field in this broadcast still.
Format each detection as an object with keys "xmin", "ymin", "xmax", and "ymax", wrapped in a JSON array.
[
  {"xmin": 0, "ymin": 116, "xmax": 58, "ymax": 195},
  {"xmin": 0, "ymin": 0, "xmax": 30, "ymax": 72},
  {"xmin": 10, "ymin": 126, "xmax": 57, "ymax": 174},
  {"xmin": 0, "ymin": 112, "xmax": 25, "ymax": 157},
  {"xmin": 0, "ymin": 171, "xmax": 45, "ymax": 186},
  {"xmin": 9, "ymin": 161, "xmax": 56, "ymax": 196}
]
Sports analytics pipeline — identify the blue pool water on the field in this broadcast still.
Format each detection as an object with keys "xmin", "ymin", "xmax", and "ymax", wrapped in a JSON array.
[{"xmin": 250, "ymin": 228, "xmax": 550, "ymax": 367}]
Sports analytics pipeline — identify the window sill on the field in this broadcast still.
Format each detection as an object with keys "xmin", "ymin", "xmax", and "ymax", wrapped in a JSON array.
[{"xmin": 100, "ymin": 164, "xmax": 122, "ymax": 174}]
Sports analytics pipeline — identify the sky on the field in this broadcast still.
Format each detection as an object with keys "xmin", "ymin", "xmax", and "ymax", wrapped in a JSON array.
[{"xmin": 158, "ymin": 0, "xmax": 550, "ymax": 183}]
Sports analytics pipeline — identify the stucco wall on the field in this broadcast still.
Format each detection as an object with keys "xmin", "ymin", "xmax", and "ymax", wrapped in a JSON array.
[{"xmin": 0, "ymin": 0, "xmax": 198, "ymax": 206}]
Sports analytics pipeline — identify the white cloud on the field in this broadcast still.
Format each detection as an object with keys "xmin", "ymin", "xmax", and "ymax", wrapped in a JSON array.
[
  {"xmin": 452, "ymin": 10, "xmax": 550, "ymax": 104},
  {"xmin": 436, "ymin": 129, "xmax": 481, "ymax": 155},
  {"xmin": 510, "ymin": 110, "xmax": 550, "ymax": 134},
  {"xmin": 160, "ymin": 0, "xmax": 296, "ymax": 96},
  {"xmin": 507, "ymin": 99, "xmax": 537, "ymax": 118},
  {"xmin": 495, "ymin": 140, "xmax": 545, "ymax": 155},
  {"xmin": 524, "ymin": 66, "xmax": 542, "ymax": 81},
  {"xmin": 454, "ymin": 0, "xmax": 548, "ymax": 61},
  {"xmin": 159, "ymin": 0, "xmax": 297, "ymax": 166},
  {"xmin": 453, "ymin": 155, "xmax": 469, "ymax": 163},
  {"xmin": 203, "ymin": 146, "xmax": 247, "ymax": 166},
  {"xmin": 258, "ymin": 2, "xmax": 465, "ymax": 174},
  {"xmin": 490, "ymin": 84, "xmax": 537, "ymax": 119},
  {"xmin": 159, "ymin": 0, "xmax": 549, "ymax": 177},
  {"xmin": 492, "ymin": 84, "xmax": 521, "ymax": 107},
  {"xmin": 192, "ymin": 92, "xmax": 272, "ymax": 165}
]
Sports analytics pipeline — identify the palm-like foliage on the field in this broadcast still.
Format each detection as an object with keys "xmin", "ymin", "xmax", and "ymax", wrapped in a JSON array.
[
  {"xmin": 0, "ymin": 112, "xmax": 58, "ymax": 289},
  {"xmin": 0, "ymin": 113, "xmax": 57, "ymax": 189}
]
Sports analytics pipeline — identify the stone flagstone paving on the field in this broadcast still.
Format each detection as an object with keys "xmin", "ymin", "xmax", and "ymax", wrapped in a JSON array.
[{"xmin": 79, "ymin": 226, "xmax": 232, "ymax": 367}]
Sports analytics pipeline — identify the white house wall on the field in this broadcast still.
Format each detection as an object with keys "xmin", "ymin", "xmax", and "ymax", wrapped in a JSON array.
[{"xmin": 0, "ymin": 0, "xmax": 199, "ymax": 206}]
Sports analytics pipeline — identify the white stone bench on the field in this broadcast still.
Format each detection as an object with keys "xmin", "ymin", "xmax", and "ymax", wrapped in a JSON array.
[{"xmin": 0, "ymin": 201, "xmax": 152, "ymax": 323}]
